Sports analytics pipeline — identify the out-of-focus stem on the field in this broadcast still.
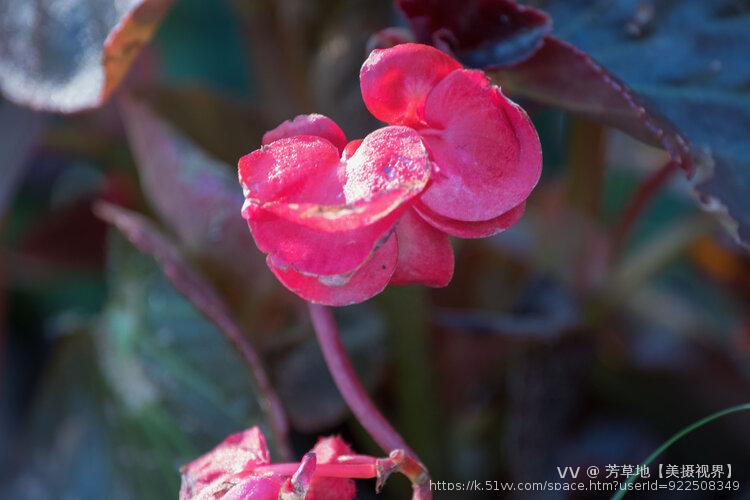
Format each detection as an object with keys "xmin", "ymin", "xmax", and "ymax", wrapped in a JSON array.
[
  {"xmin": 567, "ymin": 117, "xmax": 606, "ymax": 216},
  {"xmin": 94, "ymin": 202, "xmax": 292, "ymax": 459},
  {"xmin": 612, "ymin": 160, "xmax": 679, "ymax": 257},
  {"xmin": 203, "ymin": 298, "xmax": 292, "ymax": 460},
  {"xmin": 307, "ymin": 303, "xmax": 432, "ymax": 499},
  {"xmin": 566, "ymin": 117, "xmax": 607, "ymax": 293}
]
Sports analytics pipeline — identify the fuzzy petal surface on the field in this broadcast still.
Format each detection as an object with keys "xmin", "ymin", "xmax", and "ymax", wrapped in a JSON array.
[
  {"xmin": 268, "ymin": 234, "xmax": 398, "ymax": 306},
  {"xmin": 241, "ymin": 127, "xmax": 430, "ymax": 232},
  {"xmin": 415, "ymin": 201, "xmax": 526, "ymax": 238},
  {"xmin": 247, "ymin": 210, "xmax": 394, "ymax": 277},
  {"xmin": 391, "ymin": 209, "xmax": 454, "ymax": 286},
  {"xmin": 418, "ymin": 69, "xmax": 542, "ymax": 221},
  {"xmin": 360, "ymin": 43, "xmax": 460, "ymax": 127}
]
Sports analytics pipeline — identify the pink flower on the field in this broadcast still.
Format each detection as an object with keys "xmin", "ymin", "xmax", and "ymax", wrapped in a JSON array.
[
  {"xmin": 238, "ymin": 43, "xmax": 541, "ymax": 305},
  {"xmin": 179, "ymin": 426, "xmax": 362, "ymax": 500}
]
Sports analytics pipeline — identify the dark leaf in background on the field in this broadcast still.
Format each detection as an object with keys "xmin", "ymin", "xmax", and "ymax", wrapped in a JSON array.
[
  {"xmin": 119, "ymin": 96, "xmax": 242, "ymax": 252},
  {"xmin": 0, "ymin": 0, "xmax": 173, "ymax": 113},
  {"xmin": 529, "ymin": 0, "xmax": 750, "ymax": 247},
  {"xmin": 275, "ymin": 305, "xmax": 386, "ymax": 433},
  {"xmin": 494, "ymin": 37, "xmax": 691, "ymax": 171},
  {"xmin": 0, "ymin": 102, "xmax": 44, "ymax": 220},
  {"xmin": 399, "ymin": 0, "xmax": 750, "ymax": 248},
  {"xmin": 95, "ymin": 202, "xmax": 289, "ymax": 454},
  {"xmin": 397, "ymin": 0, "xmax": 552, "ymax": 66},
  {"xmin": 396, "ymin": 0, "xmax": 691, "ymax": 171},
  {"xmin": 0, "ymin": 335, "xmax": 136, "ymax": 500},
  {"xmin": 98, "ymin": 232, "xmax": 269, "ymax": 492},
  {"xmin": 119, "ymin": 96, "xmax": 279, "ymax": 332}
]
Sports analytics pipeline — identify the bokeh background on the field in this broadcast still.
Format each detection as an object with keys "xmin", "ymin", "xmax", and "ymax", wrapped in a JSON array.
[{"xmin": 1, "ymin": 0, "xmax": 749, "ymax": 498}]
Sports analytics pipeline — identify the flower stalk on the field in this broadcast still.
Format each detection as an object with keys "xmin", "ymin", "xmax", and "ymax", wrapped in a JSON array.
[{"xmin": 307, "ymin": 303, "xmax": 432, "ymax": 498}]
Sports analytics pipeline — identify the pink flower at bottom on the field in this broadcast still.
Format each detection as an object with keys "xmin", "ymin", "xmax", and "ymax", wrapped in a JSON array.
[{"xmin": 179, "ymin": 427, "xmax": 359, "ymax": 500}]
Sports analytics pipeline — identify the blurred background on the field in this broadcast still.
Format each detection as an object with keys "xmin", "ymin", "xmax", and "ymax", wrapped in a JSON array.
[{"xmin": 1, "ymin": 0, "xmax": 749, "ymax": 498}]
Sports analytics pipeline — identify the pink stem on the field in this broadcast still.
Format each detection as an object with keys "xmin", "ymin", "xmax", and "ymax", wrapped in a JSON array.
[
  {"xmin": 254, "ymin": 462, "xmax": 377, "ymax": 479},
  {"xmin": 307, "ymin": 304, "xmax": 432, "ymax": 498},
  {"xmin": 308, "ymin": 303, "xmax": 413, "ymax": 454}
]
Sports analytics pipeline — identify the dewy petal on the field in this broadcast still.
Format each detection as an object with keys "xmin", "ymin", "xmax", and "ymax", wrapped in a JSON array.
[
  {"xmin": 307, "ymin": 437, "xmax": 357, "ymax": 500},
  {"xmin": 179, "ymin": 426, "xmax": 270, "ymax": 500},
  {"xmin": 391, "ymin": 209, "xmax": 454, "ymax": 287},
  {"xmin": 239, "ymin": 136, "xmax": 343, "ymax": 210},
  {"xmin": 415, "ymin": 201, "xmax": 525, "ymax": 239},
  {"xmin": 264, "ymin": 126, "xmax": 432, "ymax": 232},
  {"xmin": 418, "ymin": 69, "xmax": 542, "ymax": 221},
  {"xmin": 268, "ymin": 234, "xmax": 398, "ymax": 306},
  {"xmin": 360, "ymin": 43, "xmax": 461, "ymax": 127},
  {"xmin": 241, "ymin": 126, "xmax": 429, "ymax": 276},
  {"xmin": 262, "ymin": 113, "xmax": 347, "ymax": 154},
  {"xmin": 248, "ymin": 211, "xmax": 394, "ymax": 276}
]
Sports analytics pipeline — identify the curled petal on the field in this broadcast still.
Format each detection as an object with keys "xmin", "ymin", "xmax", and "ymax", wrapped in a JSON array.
[
  {"xmin": 360, "ymin": 43, "xmax": 460, "ymax": 127},
  {"xmin": 247, "ymin": 211, "xmax": 394, "ymax": 276},
  {"xmin": 239, "ymin": 136, "xmax": 342, "ymax": 209},
  {"xmin": 242, "ymin": 127, "xmax": 430, "ymax": 233},
  {"xmin": 418, "ymin": 69, "xmax": 542, "ymax": 221},
  {"xmin": 391, "ymin": 210, "xmax": 454, "ymax": 287},
  {"xmin": 342, "ymin": 139, "xmax": 363, "ymax": 160},
  {"xmin": 268, "ymin": 234, "xmax": 398, "ymax": 306},
  {"xmin": 261, "ymin": 126, "xmax": 432, "ymax": 233},
  {"xmin": 415, "ymin": 201, "xmax": 525, "ymax": 238},
  {"xmin": 262, "ymin": 114, "xmax": 347, "ymax": 154}
]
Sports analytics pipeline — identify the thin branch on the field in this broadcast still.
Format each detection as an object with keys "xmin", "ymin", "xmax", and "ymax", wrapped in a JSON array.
[
  {"xmin": 612, "ymin": 160, "xmax": 679, "ymax": 257},
  {"xmin": 307, "ymin": 303, "xmax": 432, "ymax": 499},
  {"xmin": 95, "ymin": 202, "xmax": 292, "ymax": 459}
]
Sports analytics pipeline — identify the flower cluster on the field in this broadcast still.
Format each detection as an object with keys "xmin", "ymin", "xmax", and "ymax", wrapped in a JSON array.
[
  {"xmin": 239, "ymin": 43, "xmax": 541, "ymax": 305},
  {"xmin": 180, "ymin": 427, "xmax": 359, "ymax": 499},
  {"xmin": 180, "ymin": 426, "xmax": 429, "ymax": 500}
]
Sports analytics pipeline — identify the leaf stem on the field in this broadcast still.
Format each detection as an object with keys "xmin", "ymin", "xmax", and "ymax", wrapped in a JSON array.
[
  {"xmin": 612, "ymin": 160, "xmax": 679, "ymax": 257},
  {"xmin": 612, "ymin": 402, "xmax": 750, "ymax": 499},
  {"xmin": 307, "ymin": 303, "xmax": 432, "ymax": 498}
]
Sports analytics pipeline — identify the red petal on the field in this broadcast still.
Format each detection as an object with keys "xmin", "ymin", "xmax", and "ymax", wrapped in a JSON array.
[
  {"xmin": 239, "ymin": 136, "xmax": 342, "ymax": 211},
  {"xmin": 247, "ymin": 211, "xmax": 394, "ymax": 276},
  {"xmin": 259, "ymin": 126, "xmax": 431, "ymax": 232},
  {"xmin": 240, "ymin": 126, "xmax": 429, "ymax": 276},
  {"xmin": 268, "ymin": 234, "xmax": 398, "ymax": 306},
  {"xmin": 415, "ymin": 201, "xmax": 525, "ymax": 238},
  {"xmin": 307, "ymin": 437, "xmax": 357, "ymax": 500},
  {"xmin": 342, "ymin": 139, "xmax": 363, "ymax": 160},
  {"xmin": 262, "ymin": 114, "xmax": 347, "ymax": 154},
  {"xmin": 179, "ymin": 427, "xmax": 270, "ymax": 500},
  {"xmin": 418, "ymin": 69, "xmax": 542, "ymax": 221},
  {"xmin": 391, "ymin": 210, "xmax": 453, "ymax": 287},
  {"xmin": 360, "ymin": 43, "xmax": 460, "ymax": 127}
]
